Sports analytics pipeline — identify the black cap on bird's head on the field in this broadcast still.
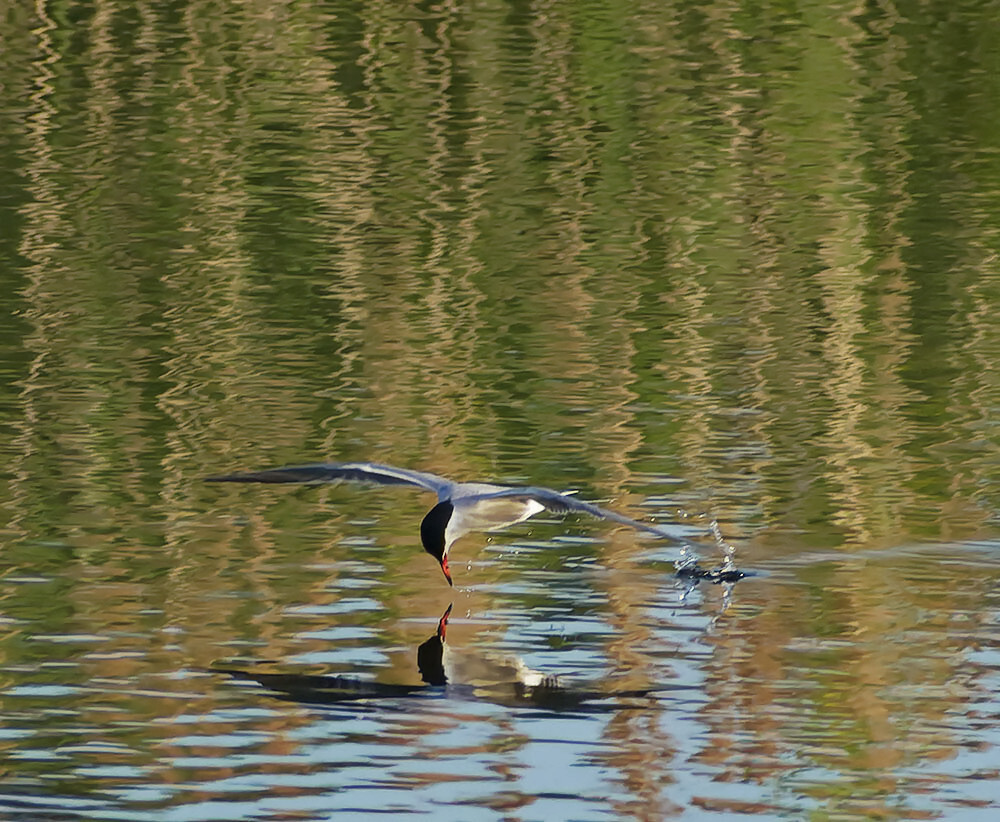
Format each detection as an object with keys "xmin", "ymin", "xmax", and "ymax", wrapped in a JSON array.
[{"xmin": 419, "ymin": 500, "xmax": 454, "ymax": 585}]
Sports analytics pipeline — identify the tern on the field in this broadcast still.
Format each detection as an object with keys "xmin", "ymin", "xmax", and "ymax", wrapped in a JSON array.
[{"xmin": 205, "ymin": 461, "xmax": 702, "ymax": 585}]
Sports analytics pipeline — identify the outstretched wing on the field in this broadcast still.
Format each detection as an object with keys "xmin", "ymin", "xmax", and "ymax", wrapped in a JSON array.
[
  {"xmin": 205, "ymin": 462, "xmax": 452, "ymax": 495},
  {"xmin": 463, "ymin": 486, "xmax": 703, "ymax": 548}
]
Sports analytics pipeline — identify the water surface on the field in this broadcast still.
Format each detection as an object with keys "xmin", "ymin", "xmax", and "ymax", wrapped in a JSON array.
[{"xmin": 2, "ymin": 0, "xmax": 1000, "ymax": 819}]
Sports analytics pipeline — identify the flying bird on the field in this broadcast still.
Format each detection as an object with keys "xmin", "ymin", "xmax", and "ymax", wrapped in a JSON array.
[{"xmin": 206, "ymin": 461, "xmax": 703, "ymax": 585}]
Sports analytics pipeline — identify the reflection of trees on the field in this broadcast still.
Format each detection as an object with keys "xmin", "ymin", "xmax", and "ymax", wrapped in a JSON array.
[{"xmin": 1, "ymin": 0, "xmax": 999, "ymax": 815}]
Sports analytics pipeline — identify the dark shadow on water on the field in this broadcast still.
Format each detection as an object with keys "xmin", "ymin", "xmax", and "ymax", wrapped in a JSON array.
[
  {"xmin": 675, "ymin": 562, "xmax": 752, "ymax": 584},
  {"xmin": 214, "ymin": 604, "xmax": 655, "ymax": 714}
]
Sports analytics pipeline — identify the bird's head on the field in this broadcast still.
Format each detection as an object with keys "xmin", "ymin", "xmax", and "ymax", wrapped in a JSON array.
[{"xmin": 420, "ymin": 500, "xmax": 454, "ymax": 586}]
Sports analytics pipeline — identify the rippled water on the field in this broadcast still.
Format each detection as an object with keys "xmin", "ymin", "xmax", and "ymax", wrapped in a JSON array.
[{"xmin": 2, "ymin": 0, "xmax": 1000, "ymax": 819}]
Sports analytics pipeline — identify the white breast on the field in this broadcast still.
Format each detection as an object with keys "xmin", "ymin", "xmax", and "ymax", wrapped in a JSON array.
[{"xmin": 443, "ymin": 496, "xmax": 545, "ymax": 549}]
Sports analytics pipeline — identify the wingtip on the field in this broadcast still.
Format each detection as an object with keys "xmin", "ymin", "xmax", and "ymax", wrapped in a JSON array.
[{"xmin": 204, "ymin": 472, "xmax": 252, "ymax": 482}]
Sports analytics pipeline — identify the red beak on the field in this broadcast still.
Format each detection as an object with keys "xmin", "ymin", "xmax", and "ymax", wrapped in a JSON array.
[{"xmin": 440, "ymin": 556, "xmax": 453, "ymax": 586}]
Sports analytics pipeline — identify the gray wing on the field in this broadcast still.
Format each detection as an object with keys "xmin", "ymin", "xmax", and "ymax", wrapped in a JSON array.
[
  {"xmin": 205, "ymin": 461, "xmax": 453, "ymax": 495},
  {"xmin": 464, "ymin": 486, "xmax": 703, "ymax": 548}
]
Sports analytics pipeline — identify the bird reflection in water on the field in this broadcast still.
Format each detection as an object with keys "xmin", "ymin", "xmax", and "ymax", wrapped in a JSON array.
[{"xmin": 215, "ymin": 605, "xmax": 654, "ymax": 713}]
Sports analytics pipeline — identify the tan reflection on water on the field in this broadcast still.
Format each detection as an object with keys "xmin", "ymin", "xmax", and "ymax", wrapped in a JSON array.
[{"xmin": 3, "ymin": 0, "xmax": 1000, "ymax": 818}]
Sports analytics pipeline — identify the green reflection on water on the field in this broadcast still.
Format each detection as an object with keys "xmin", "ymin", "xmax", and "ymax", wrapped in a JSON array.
[{"xmin": 1, "ymin": 0, "xmax": 999, "ymax": 819}]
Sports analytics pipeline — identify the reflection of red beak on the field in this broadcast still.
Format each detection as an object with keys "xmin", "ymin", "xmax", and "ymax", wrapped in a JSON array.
[
  {"xmin": 437, "ymin": 603, "xmax": 453, "ymax": 640},
  {"xmin": 440, "ymin": 556, "xmax": 453, "ymax": 586}
]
